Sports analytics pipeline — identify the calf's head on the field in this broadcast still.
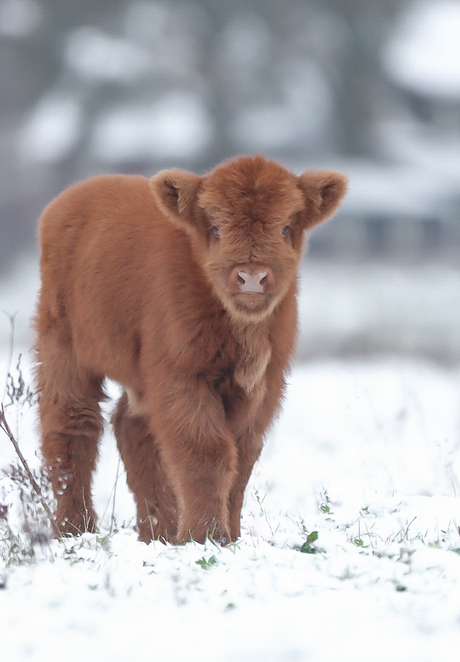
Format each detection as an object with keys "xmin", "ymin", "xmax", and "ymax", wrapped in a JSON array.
[{"xmin": 150, "ymin": 155, "xmax": 347, "ymax": 322}]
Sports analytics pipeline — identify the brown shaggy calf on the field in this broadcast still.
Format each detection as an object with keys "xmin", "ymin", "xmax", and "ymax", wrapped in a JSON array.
[{"xmin": 34, "ymin": 155, "xmax": 347, "ymax": 544}]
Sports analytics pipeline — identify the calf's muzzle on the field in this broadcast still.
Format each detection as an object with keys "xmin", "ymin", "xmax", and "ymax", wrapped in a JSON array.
[{"xmin": 229, "ymin": 264, "xmax": 274, "ymax": 295}]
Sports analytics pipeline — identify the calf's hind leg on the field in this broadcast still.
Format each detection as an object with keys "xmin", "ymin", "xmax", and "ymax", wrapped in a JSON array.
[
  {"xmin": 112, "ymin": 392, "xmax": 178, "ymax": 543},
  {"xmin": 37, "ymin": 335, "xmax": 104, "ymax": 536}
]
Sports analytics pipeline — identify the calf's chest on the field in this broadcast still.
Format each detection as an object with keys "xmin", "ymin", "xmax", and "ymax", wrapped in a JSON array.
[{"xmin": 209, "ymin": 322, "xmax": 272, "ymax": 397}]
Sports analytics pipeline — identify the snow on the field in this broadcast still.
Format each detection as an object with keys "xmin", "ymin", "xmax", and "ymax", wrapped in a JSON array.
[
  {"xmin": 1, "ymin": 350, "xmax": 460, "ymax": 660},
  {"xmin": 18, "ymin": 94, "xmax": 83, "ymax": 163},
  {"xmin": 18, "ymin": 84, "xmax": 213, "ymax": 166},
  {"xmin": 383, "ymin": 0, "xmax": 460, "ymax": 98},
  {"xmin": 335, "ymin": 159, "xmax": 457, "ymax": 218},
  {"xmin": 297, "ymin": 261, "xmax": 460, "ymax": 361},
  {"xmin": 90, "ymin": 93, "xmax": 213, "ymax": 162},
  {"xmin": 232, "ymin": 60, "xmax": 332, "ymax": 151},
  {"xmin": 64, "ymin": 27, "xmax": 152, "ymax": 83}
]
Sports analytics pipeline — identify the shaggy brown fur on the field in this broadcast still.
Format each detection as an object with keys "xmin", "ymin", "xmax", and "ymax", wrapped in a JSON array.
[{"xmin": 34, "ymin": 154, "xmax": 347, "ymax": 544}]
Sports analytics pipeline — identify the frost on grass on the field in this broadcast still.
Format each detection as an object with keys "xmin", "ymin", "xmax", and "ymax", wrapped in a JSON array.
[
  {"xmin": 0, "ymin": 354, "xmax": 56, "ymax": 568},
  {"xmin": 0, "ymin": 461, "xmax": 54, "ymax": 567}
]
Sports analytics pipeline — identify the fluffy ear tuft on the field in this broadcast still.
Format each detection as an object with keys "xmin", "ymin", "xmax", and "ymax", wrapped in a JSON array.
[
  {"xmin": 298, "ymin": 170, "xmax": 348, "ymax": 230},
  {"xmin": 149, "ymin": 169, "xmax": 202, "ymax": 232}
]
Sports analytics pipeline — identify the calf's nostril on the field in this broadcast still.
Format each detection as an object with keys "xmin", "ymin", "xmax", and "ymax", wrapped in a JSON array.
[{"xmin": 237, "ymin": 272, "xmax": 246, "ymax": 285}]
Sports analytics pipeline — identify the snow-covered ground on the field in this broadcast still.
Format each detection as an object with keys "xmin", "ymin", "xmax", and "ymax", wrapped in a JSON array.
[
  {"xmin": 1, "ymin": 354, "xmax": 460, "ymax": 662},
  {"xmin": 1, "ymin": 251, "xmax": 460, "ymax": 661}
]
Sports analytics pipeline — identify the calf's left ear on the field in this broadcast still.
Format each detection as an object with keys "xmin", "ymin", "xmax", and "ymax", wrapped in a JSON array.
[
  {"xmin": 149, "ymin": 169, "xmax": 202, "ymax": 232},
  {"xmin": 297, "ymin": 170, "xmax": 348, "ymax": 230}
]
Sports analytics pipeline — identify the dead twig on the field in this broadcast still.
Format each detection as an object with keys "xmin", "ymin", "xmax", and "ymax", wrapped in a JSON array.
[{"xmin": 0, "ymin": 404, "xmax": 61, "ymax": 539}]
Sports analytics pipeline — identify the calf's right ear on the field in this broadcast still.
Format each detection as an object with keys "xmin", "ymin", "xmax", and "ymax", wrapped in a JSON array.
[{"xmin": 149, "ymin": 169, "xmax": 202, "ymax": 233}]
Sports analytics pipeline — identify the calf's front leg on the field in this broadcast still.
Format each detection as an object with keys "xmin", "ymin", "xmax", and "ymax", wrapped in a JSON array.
[
  {"xmin": 148, "ymin": 379, "xmax": 238, "ymax": 545},
  {"xmin": 227, "ymin": 431, "xmax": 264, "ymax": 540}
]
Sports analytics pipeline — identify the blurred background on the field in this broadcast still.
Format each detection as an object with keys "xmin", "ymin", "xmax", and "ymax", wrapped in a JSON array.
[{"xmin": 0, "ymin": 0, "xmax": 459, "ymax": 363}]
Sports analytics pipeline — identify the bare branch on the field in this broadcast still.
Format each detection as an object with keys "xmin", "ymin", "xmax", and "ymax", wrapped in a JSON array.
[{"xmin": 0, "ymin": 404, "xmax": 61, "ymax": 539}]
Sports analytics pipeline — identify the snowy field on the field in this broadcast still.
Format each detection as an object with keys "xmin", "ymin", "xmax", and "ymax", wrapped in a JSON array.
[
  {"xmin": 1, "ymin": 260, "xmax": 460, "ymax": 661},
  {"xmin": 2, "ymin": 357, "xmax": 460, "ymax": 660}
]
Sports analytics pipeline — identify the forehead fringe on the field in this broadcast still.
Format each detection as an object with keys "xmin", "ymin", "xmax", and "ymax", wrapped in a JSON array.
[{"xmin": 198, "ymin": 155, "xmax": 304, "ymax": 220}]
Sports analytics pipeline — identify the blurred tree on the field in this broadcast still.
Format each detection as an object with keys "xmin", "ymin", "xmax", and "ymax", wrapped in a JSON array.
[
  {"xmin": 326, "ymin": 0, "xmax": 400, "ymax": 155},
  {"xmin": 0, "ymin": 0, "xmax": 407, "ymax": 271}
]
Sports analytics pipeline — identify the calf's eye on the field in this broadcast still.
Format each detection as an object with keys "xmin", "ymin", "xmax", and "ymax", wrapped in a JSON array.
[
  {"xmin": 281, "ymin": 226, "xmax": 290, "ymax": 236},
  {"xmin": 213, "ymin": 227, "xmax": 221, "ymax": 239}
]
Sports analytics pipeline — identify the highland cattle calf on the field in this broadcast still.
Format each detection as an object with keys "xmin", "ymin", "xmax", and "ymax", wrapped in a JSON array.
[{"xmin": 34, "ymin": 155, "xmax": 347, "ymax": 544}]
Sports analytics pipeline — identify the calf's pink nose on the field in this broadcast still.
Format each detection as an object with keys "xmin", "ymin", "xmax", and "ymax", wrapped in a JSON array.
[{"xmin": 237, "ymin": 269, "xmax": 267, "ymax": 294}]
